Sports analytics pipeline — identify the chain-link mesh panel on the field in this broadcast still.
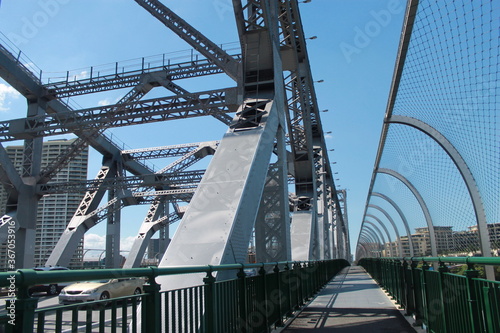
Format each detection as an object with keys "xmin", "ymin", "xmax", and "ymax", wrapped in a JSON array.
[{"xmin": 358, "ymin": 0, "xmax": 499, "ymax": 259}]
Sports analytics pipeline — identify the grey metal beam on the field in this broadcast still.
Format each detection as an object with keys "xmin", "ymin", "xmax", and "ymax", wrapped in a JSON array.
[
  {"xmin": 1, "ymin": 88, "xmax": 238, "ymax": 141},
  {"xmin": 134, "ymin": 0, "xmax": 240, "ymax": 81},
  {"xmin": 121, "ymin": 141, "xmax": 219, "ymax": 161},
  {"xmin": 45, "ymin": 161, "xmax": 117, "ymax": 267},
  {"xmin": 0, "ymin": 41, "xmax": 153, "ymax": 178},
  {"xmin": 0, "ymin": 143, "xmax": 22, "ymax": 200},
  {"xmin": 43, "ymin": 57, "xmax": 238, "ymax": 98},
  {"xmin": 37, "ymin": 170, "xmax": 204, "ymax": 195}
]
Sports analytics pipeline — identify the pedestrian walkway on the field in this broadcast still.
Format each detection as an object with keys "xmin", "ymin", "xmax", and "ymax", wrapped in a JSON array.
[{"xmin": 282, "ymin": 266, "xmax": 417, "ymax": 332}]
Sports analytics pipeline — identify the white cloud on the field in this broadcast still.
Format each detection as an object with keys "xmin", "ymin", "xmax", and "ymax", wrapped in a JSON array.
[
  {"xmin": 325, "ymin": 134, "xmax": 333, "ymax": 139},
  {"xmin": 98, "ymin": 99, "xmax": 111, "ymax": 106},
  {"xmin": 83, "ymin": 233, "xmax": 137, "ymax": 258},
  {"xmin": 0, "ymin": 83, "xmax": 21, "ymax": 112}
]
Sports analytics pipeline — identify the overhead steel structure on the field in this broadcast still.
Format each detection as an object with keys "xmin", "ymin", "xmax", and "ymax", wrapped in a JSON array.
[{"xmin": 0, "ymin": 0, "xmax": 348, "ymax": 281}]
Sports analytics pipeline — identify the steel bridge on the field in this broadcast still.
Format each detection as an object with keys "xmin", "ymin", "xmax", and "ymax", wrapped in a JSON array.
[
  {"xmin": 0, "ymin": 0, "xmax": 349, "ymax": 282},
  {"xmin": 0, "ymin": 0, "xmax": 499, "ymax": 332}
]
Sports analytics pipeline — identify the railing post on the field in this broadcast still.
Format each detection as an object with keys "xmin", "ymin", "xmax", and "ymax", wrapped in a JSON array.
[
  {"xmin": 203, "ymin": 268, "xmax": 217, "ymax": 333},
  {"xmin": 258, "ymin": 265, "xmax": 269, "ymax": 331},
  {"xmin": 6, "ymin": 271, "xmax": 38, "ymax": 333},
  {"xmin": 437, "ymin": 261, "xmax": 449, "ymax": 333},
  {"xmin": 6, "ymin": 294, "xmax": 38, "ymax": 333},
  {"xmin": 142, "ymin": 268, "xmax": 161, "ymax": 333},
  {"xmin": 421, "ymin": 260, "xmax": 430, "ymax": 330},
  {"xmin": 273, "ymin": 264, "xmax": 284, "ymax": 327},
  {"xmin": 237, "ymin": 266, "xmax": 248, "ymax": 332},
  {"xmin": 464, "ymin": 260, "xmax": 481, "ymax": 333},
  {"xmin": 283, "ymin": 263, "xmax": 293, "ymax": 316}
]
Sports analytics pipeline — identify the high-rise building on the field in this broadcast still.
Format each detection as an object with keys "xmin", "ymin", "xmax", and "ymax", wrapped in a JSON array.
[{"xmin": 0, "ymin": 138, "xmax": 88, "ymax": 269}]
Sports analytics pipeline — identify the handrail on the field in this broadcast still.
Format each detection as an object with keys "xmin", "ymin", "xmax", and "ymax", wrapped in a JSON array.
[
  {"xmin": 0, "ymin": 260, "xmax": 325, "ymax": 288},
  {"xmin": 379, "ymin": 256, "xmax": 500, "ymax": 266}
]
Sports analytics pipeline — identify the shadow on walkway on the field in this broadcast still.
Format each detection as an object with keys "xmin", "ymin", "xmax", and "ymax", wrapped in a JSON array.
[{"xmin": 282, "ymin": 266, "xmax": 416, "ymax": 332}]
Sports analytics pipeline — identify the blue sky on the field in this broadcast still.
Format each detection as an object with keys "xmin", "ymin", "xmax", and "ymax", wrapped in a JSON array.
[{"xmin": 0, "ymin": 0, "xmax": 406, "ymax": 258}]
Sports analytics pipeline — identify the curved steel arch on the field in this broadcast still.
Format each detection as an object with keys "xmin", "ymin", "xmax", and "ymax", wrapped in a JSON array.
[
  {"xmin": 360, "ymin": 229, "xmax": 381, "ymax": 250},
  {"xmin": 364, "ymin": 224, "xmax": 385, "ymax": 246},
  {"xmin": 366, "ymin": 213, "xmax": 403, "ymax": 257},
  {"xmin": 389, "ymin": 115, "xmax": 492, "ymax": 259},
  {"xmin": 371, "ymin": 192, "xmax": 414, "ymax": 256},
  {"xmin": 359, "ymin": 232, "xmax": 380, "ymax": 257},
  {"xmin": 377, "ymin": 168, "xmax": 437, "ymax": 257},
  {"xmin": 363, "ymin": 221, "xmax": 387, "ymax": 254},
  {"xmin": 359, "ymin": 234, "xmax": 376, "ymax": 255},
  {"xmin": 364, "ymin": 219, "xmax": 392, "ymax": 256},
  {"xmin": 368, "ymin": 204, "xmax": 414, "ymax": 256}
]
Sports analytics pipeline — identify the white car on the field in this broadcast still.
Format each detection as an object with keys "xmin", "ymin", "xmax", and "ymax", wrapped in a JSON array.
[{"xmin": 59, "ymin": 278, "xmax": 144, "ymax": 305}]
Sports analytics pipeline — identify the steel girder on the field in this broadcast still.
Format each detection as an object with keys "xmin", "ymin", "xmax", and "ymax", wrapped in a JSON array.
[
  {"xmin": 44, "ymin": 140, "xmax": 216, "ymax": 267},
  {"xmin": 45, "ymin": 161, "xmax": 118, "ymax": 267},
  {"xmin": 255, "ymin": 127, "xmax": 291, "ymax": 263},
  {"xmin": 0, "ymin": 41, "xmax": 153, "ymax": 178},
  {"xmin": 37, "ymin": 170, "xmax": 205, "ymax": 195},
  {"xmin": 121, "ymin": 141, "xmax": 219, "ymax": 160},
  {"xmin": 39, "ymin": 83, "xmax": 153, "ymax": 184},
  {"xmin": 43, "ymin": 58, "xmax": 238, "ymax": 98},
  {"xmin": 120, "ymin": 141, "xmax": 219, "ymax": 268},
  {"xmin": 276, "ymin": 0, "xmax": 348, "ymax": 261},
  {"xmin": 134, "ymin": 0, "xmax": 240, "ymax": 81},
  {"xmin": 0, "ymin": 88, "xmax": 238, "ymax": 141}
]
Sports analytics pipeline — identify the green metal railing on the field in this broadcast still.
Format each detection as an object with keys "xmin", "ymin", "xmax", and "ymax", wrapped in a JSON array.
[
  {"xmin": 0, "ymin": 259, "xmax": 349, "ymax": 332},
  {"xmin": 359, "ymin": 257, "xmax": 500, "ymax": 333}
]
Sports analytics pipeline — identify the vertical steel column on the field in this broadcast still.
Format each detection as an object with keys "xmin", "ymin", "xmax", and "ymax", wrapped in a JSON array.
[{"xmin": 15, "ymin": 100, "xmax": 44, "ymax": 268}]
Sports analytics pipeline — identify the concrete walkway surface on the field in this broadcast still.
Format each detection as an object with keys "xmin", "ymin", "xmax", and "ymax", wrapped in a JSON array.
[{"xmin": 281, "ymin": 266, "xmax": 416, "ymax": 332}]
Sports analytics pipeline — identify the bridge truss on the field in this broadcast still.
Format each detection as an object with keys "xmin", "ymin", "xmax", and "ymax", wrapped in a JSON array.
[{"xmin": 0, "ymin": 0, "xmax": 348, "ymax": 283}]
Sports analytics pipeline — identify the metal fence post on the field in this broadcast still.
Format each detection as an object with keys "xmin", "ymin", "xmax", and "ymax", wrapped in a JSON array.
[
  {"xmin": 437, "ymin": 261, "xmax": 449, "ymax": 333},
  {"xmin": 273, "ymin": 264, "xmax": 284, "ymax": 327},
  {"xmin": 237, "ymin": 267, "xmax": 248, "ymax": 332},
  {"xmin": 203, "ymin": 269, "xmax": 216, "ymax": 333},
  {"xmin": 8, "ymin": 272, "xmax": 38, "ymax": 333},
  {"xmin": 142, "ymin": 268, "xmax": 161, "ymax": 333},
  {"xmin": 464, "ymin": 261, "xmax": 481, "ymax": 333},
  {"xmin": 421, "ymin": 261, "xmax": 430, "ymax": 330}
]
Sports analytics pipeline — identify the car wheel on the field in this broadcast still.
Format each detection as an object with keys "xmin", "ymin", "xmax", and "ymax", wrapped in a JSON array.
[
  {"xmin": 100, "ymin": 291, "xmax": 110, "ymax": 301},
  {"xmin": 94, "ymin": 291, "xmax": 110, "ymax": 310},
  {"xmin": 47, "ymin": 284, "xmax": 58, "ymax": 296}
]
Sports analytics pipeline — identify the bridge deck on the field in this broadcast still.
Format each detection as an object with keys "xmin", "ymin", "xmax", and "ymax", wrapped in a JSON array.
[{"xmin": 282, "ymin": 266, "xmax": 417, "ymax": 332}]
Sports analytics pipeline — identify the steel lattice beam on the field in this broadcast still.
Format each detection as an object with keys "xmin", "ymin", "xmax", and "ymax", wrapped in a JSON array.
[{"xmin": 1, "ymin": 88, "xmax": 237, "ymax": 141}]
